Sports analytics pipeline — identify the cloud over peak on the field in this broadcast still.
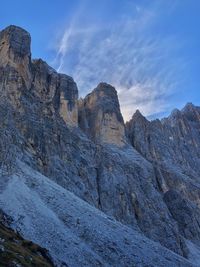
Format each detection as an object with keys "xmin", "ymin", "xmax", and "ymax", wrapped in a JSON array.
[{"xmin": 53, "ymin": 0, "xmax": 187, "ymax": 121}]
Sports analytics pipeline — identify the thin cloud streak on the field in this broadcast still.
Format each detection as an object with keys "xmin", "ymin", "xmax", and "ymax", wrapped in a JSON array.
[{"xmin": 53, "ymin": 1, "xmax": 187, "ymax": 121}]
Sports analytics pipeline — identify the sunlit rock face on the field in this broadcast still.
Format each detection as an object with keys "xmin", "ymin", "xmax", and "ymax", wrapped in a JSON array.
[
  {"xmin": 78, "ymin": 83, "xmax": 127, "ymax": 146},
  {"xmin": 0, "ymin": 25, "xmax": 31, "ymax": 68},
  {"xmin": 0, "ymin": 25, "xmax": 78, "ymax": 127},
  {"xmin": 57, "ymin": 74, "xmax": 78, "ymax": 126},
  {"xmin": 32, "ymin": 59, "xmax": 78, "ymax": 126},
  {"xmin": 0, "ymin": 26, "xmax": 32, "ymax": 106}
]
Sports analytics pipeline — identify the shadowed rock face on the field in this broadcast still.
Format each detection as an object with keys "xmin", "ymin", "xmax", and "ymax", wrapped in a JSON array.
[
  {"xmin": 0, "ymin": 25, "xmax": 200, "ymax": 266},
  {"xmin": 126, "ymin": 104, "xmax": 200, "ymax": 250},
  {"xmin": 164, "ymin": 190, "xmax": 200, "ymax": 245},
  {"xmin": 78, "ymin": 83, "xmax": 126, "ymax": 146},
  {"xmin": 0, "ymin": 25, "xmax": 31, "ymax": 63},
  {"xmin": 126, "ymin": 104, "xmax": 200, "ymax": 177}
]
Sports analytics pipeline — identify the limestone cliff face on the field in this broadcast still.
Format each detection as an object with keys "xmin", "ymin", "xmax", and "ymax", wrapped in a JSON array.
[
  {"xmin": 126, "ymin": 110, "xmax": 151, "ymax": 157},
  {"xmin": 126, "ymin": 103, "xmax": 200, "ymax": 176},
  {"xmin": 126, "ymin": 104, "xmax": 200, "ymax": 247},
  {"xmin": 79, "ymin": 83, "xmax": 126, "ymax": 146},
  {"xmin": 0, "ymin": 25, "xmax": 78, "ymax": 126},
  {"xmin": 32, "ymin": 59, "xmax": 78, "ymax": 126},
  {"xmin": 0, "ymin": 25, "xmax": 31, "ymax": 69},
  {"xmin": 0, "ymin": 26, "xmax": 32, "ymax": 106},
  {"xmin": 1, "ymin": 25, "xmax": 200, "ymax": 266}
]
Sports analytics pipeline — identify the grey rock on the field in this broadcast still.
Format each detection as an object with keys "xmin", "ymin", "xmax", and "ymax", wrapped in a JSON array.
[
  {"xmin": 0, "ymin": 244, "xmax": 5, "ymax": 252},
  {"xmin": 0, "ymin": 25, "xmax": 31, "ymax": 61},
  {"xmin": 32, "ymin": 59, "xmax": 78, "ymax": 126},
  {"xmin": 164, "ymin": 189, "xmax": 200, "ymax": 244},
  {"xmin": 78, "ymin": 83, "xmax": 127, "ymax": 146},
  {"xmin": 0, "ymin": 25, "xmax": 32, "ymax": 91},
  {"xmin": 0, "ymin": 25, "xmax": 200, "ymax": 266},
  {"xmin": 0, "ymin": 26, "xmax": 78, "ymax": 127},
  {"xmin": 126, "ymin": 104, "xmax": 200, "ymax": 183},
  {"xmin": 0, "ymin": 167, "xmax": 194, "ymax": 267},
  {"xmin": 126, "ymin": 104, "xmax": 200, "ymax": 249}
]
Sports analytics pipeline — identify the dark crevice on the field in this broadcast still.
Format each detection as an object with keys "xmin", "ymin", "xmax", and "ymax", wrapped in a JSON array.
[{"xmin": 95, "ymin": 166, "xmax": 102, "ymax": 210}]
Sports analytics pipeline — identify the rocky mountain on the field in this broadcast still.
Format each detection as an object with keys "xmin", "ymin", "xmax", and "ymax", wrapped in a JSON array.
[
  {"xmin": 78, "ymin": 82, "xmax": 126, "ymax": 146},
  {"xmin": 0, "ymin": 25, "xmax": 200, "ymax": 266}
]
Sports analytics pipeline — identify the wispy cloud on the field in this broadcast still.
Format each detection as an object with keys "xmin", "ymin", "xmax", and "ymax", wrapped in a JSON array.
[{"xmin": 53, "ymin": 0, "xmax": 187, "ymax": 121}]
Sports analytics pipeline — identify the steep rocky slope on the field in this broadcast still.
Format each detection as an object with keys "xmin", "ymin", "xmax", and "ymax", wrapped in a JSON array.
[
  {"xmin": 0, "ymin": 25, "xmax": 200, "ymax": 266},
  {"xmin": 0, "ymin": 163, "xmax": 194, "ymax": 267}
]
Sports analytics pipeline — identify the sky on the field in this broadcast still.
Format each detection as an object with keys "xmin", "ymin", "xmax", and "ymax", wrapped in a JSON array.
[{"xmin": 0, "ymin": 0, "xmax": 200, "ymax": 121}]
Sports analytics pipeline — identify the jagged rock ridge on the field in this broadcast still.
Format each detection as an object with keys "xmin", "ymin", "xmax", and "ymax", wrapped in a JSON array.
[
  {"xmin": 126, "ymin": 105, "xmax": 200, "ymax": 250},
  {"xmin": 0, "ymin": 25, "xmax": 200, "ymax": 266}
]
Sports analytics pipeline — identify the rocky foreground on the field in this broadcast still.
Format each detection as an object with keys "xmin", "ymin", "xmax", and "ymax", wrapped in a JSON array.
[
  {"xmin": 0, "ymin": 25, "xmax": 200, "ymax": 266},
  {"xmin": 0, "ymin": 210, "xmax": 53, "ymax": 267}
]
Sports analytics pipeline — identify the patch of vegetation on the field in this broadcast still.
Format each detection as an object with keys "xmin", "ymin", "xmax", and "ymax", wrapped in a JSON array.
[{"xmin": 0, "ymin": 222, "xmax": 54, "ymax": 267}]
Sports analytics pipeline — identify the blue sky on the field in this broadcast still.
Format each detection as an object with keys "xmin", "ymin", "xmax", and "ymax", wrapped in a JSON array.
[{"xmin": 0, "ymin": 0, "xmax": 200, "ymax": 120}]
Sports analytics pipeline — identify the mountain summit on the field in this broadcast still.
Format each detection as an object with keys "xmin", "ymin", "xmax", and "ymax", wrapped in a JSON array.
[{"xmin": 0, "ymin": 25, "xmax": 200, "ymax": 266}]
